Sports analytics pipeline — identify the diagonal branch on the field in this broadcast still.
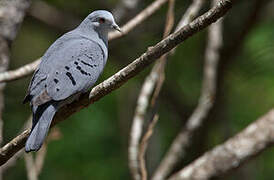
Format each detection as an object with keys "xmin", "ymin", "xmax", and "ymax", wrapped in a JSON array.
[
  {"xmin": 0, "ymin": 0, "xmax": 234, "ymax": 166},
  {"xmin": 129, "ymin": 0, "xmax": 175, "ymax": 179},
  {"xmin": 109, "ymin": 0, "xmax": 169, "ymax": 40},
  {"xmin": 174, "ymin": 0, "xmax": 205, "ymax": 32},
  {"xmin": 0, "ymin": 0, "xmax": 169, "ymax": 83},
  {"xmin": 151, "ymin": 0, "xmax": 211, "ymax": 179},
  {"xmin": 0, "ymin": 59, "xmax": 41, "ymax": 83},
  {"xmin": 170, "ymin": 0, "xmax": 205, "ymax": 55},
  {"xmin": 139, "ymin": 114, "xmax": 159, "ymax": 180},
  {"xmin": 168, "ymin": 109, "xmax": 274, "ymax": 180}
]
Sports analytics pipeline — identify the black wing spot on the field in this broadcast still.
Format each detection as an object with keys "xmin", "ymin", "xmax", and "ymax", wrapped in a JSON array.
[
  {"xmin": 74, "ymin": 61, "xmax": 79, "ymax": 65},
  {"xmin": 54, "ymin": 79, "xmax": 59, "ymax": 83},
  {"xmin": 56, "ymin": 71, "xmax": 59, "ymax": 75},
  {"xmin": 56, "ymin": 88, "xmax": 60, "ymax": 91},
  {"xmin": 81, "ymin": 60, "xmax": 94, "ymax": 68},
  {"xmin": 76, "ymin": 66, "xmax": 91, "ymax": 76},
  {"xmin": 66, "ymin": 72, "xmax": 76, "ymax": 86},
  {"xmin": 45, "ymin": 84, "xmax": 47, "ymax": 88},
  {"xmin": 84, "ymin": 54, "xmax": 93, "ymax": 60},
  {"xmin": 65, "ymin": 66, "xmax": 70, "ymax": 70}
]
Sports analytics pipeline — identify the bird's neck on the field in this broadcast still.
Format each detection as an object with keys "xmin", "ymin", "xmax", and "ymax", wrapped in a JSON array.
[
  {"xmin": 77, "ymin": 21, "xmax": 108, "ymax": 48},
  {"xmin": 94, "ymin": 27, "xmax": 108, "ymax": 48},
  {"xmin": 76, "ymin": 21, "xmax": 108, "ymax": 61}
]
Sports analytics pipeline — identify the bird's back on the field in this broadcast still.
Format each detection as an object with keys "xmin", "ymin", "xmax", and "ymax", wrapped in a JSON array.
[{"xmin": 25, "ymin": 30, "xmax": 107, "ymax": 105}]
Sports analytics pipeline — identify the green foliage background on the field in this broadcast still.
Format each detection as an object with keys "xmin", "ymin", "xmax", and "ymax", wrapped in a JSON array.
[{"xmin": 3, "ymin": 0, "xmax": 274, "ymax": 179}]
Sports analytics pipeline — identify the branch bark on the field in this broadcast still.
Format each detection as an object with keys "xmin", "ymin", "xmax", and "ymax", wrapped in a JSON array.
[
  {"xmin": 169, "ymin": 109, "xmax": 274, "ymax": 180},
  {"xmin": 0, "ymin": 0, "xmax": 234, "ymax": 166}
]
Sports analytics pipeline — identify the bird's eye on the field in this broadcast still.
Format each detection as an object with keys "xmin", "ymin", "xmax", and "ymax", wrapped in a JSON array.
[{"xmin": 99, "ymin": 18, "xmax": 105, "ymax": 24}]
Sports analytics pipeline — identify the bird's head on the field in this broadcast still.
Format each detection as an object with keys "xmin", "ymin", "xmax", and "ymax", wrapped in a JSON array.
[{"xmin": 87, "ymin": 10, "xmax": 121, "ymax": 33}]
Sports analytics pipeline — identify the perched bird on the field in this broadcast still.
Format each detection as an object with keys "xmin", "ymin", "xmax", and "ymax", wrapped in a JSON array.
[{"xmin": 23, "ymin": 10, "xmax": 121, "ymax": 152}]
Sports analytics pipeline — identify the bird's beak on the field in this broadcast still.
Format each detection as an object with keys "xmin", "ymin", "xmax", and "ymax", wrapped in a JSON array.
[{"xmin": 112, "ymin": 23, "xmax": 122, "ymax": 33}]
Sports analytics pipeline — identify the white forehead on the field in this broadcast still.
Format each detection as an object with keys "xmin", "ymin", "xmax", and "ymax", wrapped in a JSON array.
[{"xmin": 88, "ymin": 10, "xmax": 115, "ymax": 22}]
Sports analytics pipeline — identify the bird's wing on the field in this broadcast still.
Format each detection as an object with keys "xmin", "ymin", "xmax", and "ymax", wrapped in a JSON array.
[
  {"xmin": 24, "ymin": 36, "xmax": 106, "ymax": 106},
  {"xmin": 23, "ymin": 32, "xmax": 74, "ymax": 104},
  {"xmin": 45, "ymin": 38, "xmax": 106, "ymax": 101}
]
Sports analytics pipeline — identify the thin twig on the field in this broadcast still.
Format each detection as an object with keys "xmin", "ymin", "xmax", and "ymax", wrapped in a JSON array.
[
  {"xmin": 129, "ymin": 65, "xmax": 159, "ymax": 180},
  {"xmin": 24, "ymin": 153, "xmax": 38, "ymax": 180},
  {"xmin": 129, "ymin": 1, "xmax": 175, "ymax": 179},
  {"xmin": 0, "ymin": 0, "xmax": 169, "ymax": 83},
  {"xmin": 24, "ymin": 139, "xmax": 54, "ymax": 180},
  {"xmin": 109, "ymin": 0, "xmax": 169, "ymax": 40},
  {"xmin": 168, "ymin": 109, "xmax": 274, "ymax": 180},
  {"xmin": 30, "ymin": 0, "xmax": 143, "ymax": 31},
  {"xmin": 170, "ymin": 0, "xmax": 205, "ymax": 55},
  {"xmin": 2, "ymin": 116, "xmax": 31, "ymax": 172},
  {"xmin": 150, "ymin": 0, "xmax": 175, "ymax": 106},
  {"xmin": 36, "ymin": 127, "xmax": 61, "ymax": 174},
  {"xmin": 175, "ymin": 0, "xmax": 205, "ymax": 32},
  {"xmin": 0, "ymin": 59, "xmax": 41, "ymax": 83},
  {"xmin": 0, "ymin": 0, "xmax": 234, "ymax": 166},
  {"xmin": 139, "ymin": 114, "xmax": 159, "ymax": 180},
  {"xmin": 112, "ymin": 0, "xmax": 143, "ymax": 22},
  {"xmin": 29, "ymin": 1, "xmax": 81, "ymax": 31},
  {"xmin": 152, "ymin": 0, "xmax": 222, "ymax": 179},
  {"xmin": 24, "ymin": 121, "xmax": 61, "ymax": 180}
]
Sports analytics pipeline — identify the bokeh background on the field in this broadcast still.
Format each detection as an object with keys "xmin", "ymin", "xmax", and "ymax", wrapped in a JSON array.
[{"xmin": 3, "ymin": 0, "xmax": 274, "ymax": 179}]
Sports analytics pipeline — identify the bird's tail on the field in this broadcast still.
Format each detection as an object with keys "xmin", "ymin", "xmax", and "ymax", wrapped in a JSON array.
[{"xmin": 25, "ymin": 102, "xmax": 57, "ymax": 152}]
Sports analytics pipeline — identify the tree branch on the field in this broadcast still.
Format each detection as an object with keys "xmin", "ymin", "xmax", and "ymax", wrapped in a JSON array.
[
  {"xmin": 0, "ymin": 58, "xmax": 41, "ymax": 83},
  {"xmin": 24, "ymin": 152, "xmax": 38, "ymax": 180},
  {"xmin": 174, "ymin": 0, "xmax": 205, "ymax": 32},
  {"xmin": 129, "ymin": 0, "xmax": 175, "ymax": 178},
  {"xmin": 129, "ymin": 65, "xmax": 159, "ymax": 180},
  {"xmin": 139, "ymin": 114, "xmax": 159, "ymax": 180},
  {"xmin": 152, "ymin": 0, "xmax": 212, "ymax": 178},
  {"xmin": 0, "ymin": 0, "xmax": 234, "ymax": 166},
  {"xmin": 168, "ymin": 109, "xmax": 274, "ymax": 180},
  {"xmin": 170, "ymin": 0, "xmax": 205, "ymax": 55},
  {"xmin": 109, "ymin": 0, "xmax": 169, "ymax": 40}
]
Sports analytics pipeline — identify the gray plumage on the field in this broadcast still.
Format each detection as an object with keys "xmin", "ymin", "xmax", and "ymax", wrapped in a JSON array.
[{"xmin": 24, "ymin": 10, "xmax": 121, "ymax": 152}]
